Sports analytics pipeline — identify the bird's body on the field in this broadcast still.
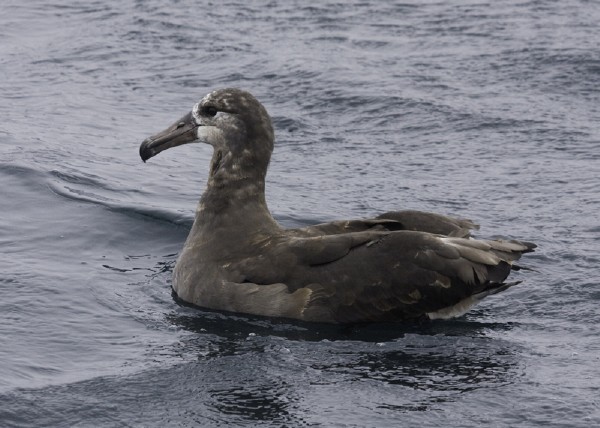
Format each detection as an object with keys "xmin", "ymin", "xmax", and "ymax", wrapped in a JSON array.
[{"xmin": 140, "ymin": 88, "xmax": 535, "ymax": 323}]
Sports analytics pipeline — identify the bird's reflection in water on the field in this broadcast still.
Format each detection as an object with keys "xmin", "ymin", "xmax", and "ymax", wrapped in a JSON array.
[{"xmin": 164, "ymin": 305, "xmax": 521, "ymax": 422}]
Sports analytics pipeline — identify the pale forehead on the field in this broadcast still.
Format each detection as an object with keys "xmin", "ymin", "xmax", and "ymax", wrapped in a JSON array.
[
  {"xmin": 192, "ymin": 91, "xmax": 232, "ymax": 117},
  {"xmin": 199, "ymin": 89, "xmax": 255, "ymax": 109},
  {"xmin": 200, "ymin": 90, "xmax": 227, "ymax": 106}
]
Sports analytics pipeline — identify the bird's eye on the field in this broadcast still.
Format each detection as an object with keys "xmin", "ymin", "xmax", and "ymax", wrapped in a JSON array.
[{"xmin": 204, "ymin": 106, "xmax": 218, "ymax": 117}]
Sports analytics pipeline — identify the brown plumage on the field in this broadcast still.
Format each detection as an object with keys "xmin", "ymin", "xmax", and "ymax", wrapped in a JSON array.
[{"xmin": 140, "ymin": 88, "xmax": 536, "ymax": 323}]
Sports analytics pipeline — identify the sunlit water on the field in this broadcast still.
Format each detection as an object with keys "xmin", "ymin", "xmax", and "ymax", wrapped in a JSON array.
[{"xmin": 1, "ymin": 1, "xmax": 599, "ymax": 426}]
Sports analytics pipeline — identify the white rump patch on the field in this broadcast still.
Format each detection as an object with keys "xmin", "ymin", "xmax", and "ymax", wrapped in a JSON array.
[{"xmin": 426, "ymin": 296, "xmax": 479, "ymax": 320}]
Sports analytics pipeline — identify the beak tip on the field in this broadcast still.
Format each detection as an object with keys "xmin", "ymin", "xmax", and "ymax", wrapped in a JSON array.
[{"xmin": 139, "ymin": 144, "xmax": 152, "ymax": 163}]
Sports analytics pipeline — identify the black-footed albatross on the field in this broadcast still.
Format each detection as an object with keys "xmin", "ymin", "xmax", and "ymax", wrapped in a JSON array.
[{"xmin": 139, "ymin": 88, "xmax": 536, "ymax": 324}]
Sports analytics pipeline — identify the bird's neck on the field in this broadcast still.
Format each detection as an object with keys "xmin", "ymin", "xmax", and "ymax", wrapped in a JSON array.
[{"xmin": 192, "ymin": 148, "xmax": 280, "ymax": 238}]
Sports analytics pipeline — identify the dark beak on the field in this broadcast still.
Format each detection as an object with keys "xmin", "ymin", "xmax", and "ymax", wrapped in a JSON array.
[{"xmin": 139, "ymin": 111, "xmax": 199, "ymax": 162}]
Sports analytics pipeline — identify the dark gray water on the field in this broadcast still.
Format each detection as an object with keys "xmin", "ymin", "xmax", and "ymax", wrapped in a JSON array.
[{"xmin": 1, "ymin": 0, "xmax": 599, "ymax": 426}]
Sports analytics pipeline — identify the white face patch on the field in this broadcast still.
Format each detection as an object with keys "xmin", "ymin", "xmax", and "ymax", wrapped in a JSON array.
[
  {"xmin": 192, "ymin": 102, "xmax": 202, "ymax": 124},
  {"xmin": 191, "ymin": 90, "xmax": 246, "ymax": 148},
  {"xmin": 196, "ymin": 126, "xmax": 225, "ymax": 147}
]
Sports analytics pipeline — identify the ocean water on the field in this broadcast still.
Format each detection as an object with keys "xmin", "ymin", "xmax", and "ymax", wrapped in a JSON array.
[{"xmin": 1, "ymin": 0, "xmax": 599, "ymax": 426}]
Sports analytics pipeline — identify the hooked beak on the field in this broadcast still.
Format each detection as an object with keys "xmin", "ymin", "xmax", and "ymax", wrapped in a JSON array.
[{"xmin": 139, "ymin": 111, "xmax": 199, "ymax": 162}]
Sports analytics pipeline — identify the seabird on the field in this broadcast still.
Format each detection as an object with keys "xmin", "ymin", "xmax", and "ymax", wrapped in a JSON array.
[{"xmin": 139, "ymin": 88, "xmax": 536, "ymax": 323}]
